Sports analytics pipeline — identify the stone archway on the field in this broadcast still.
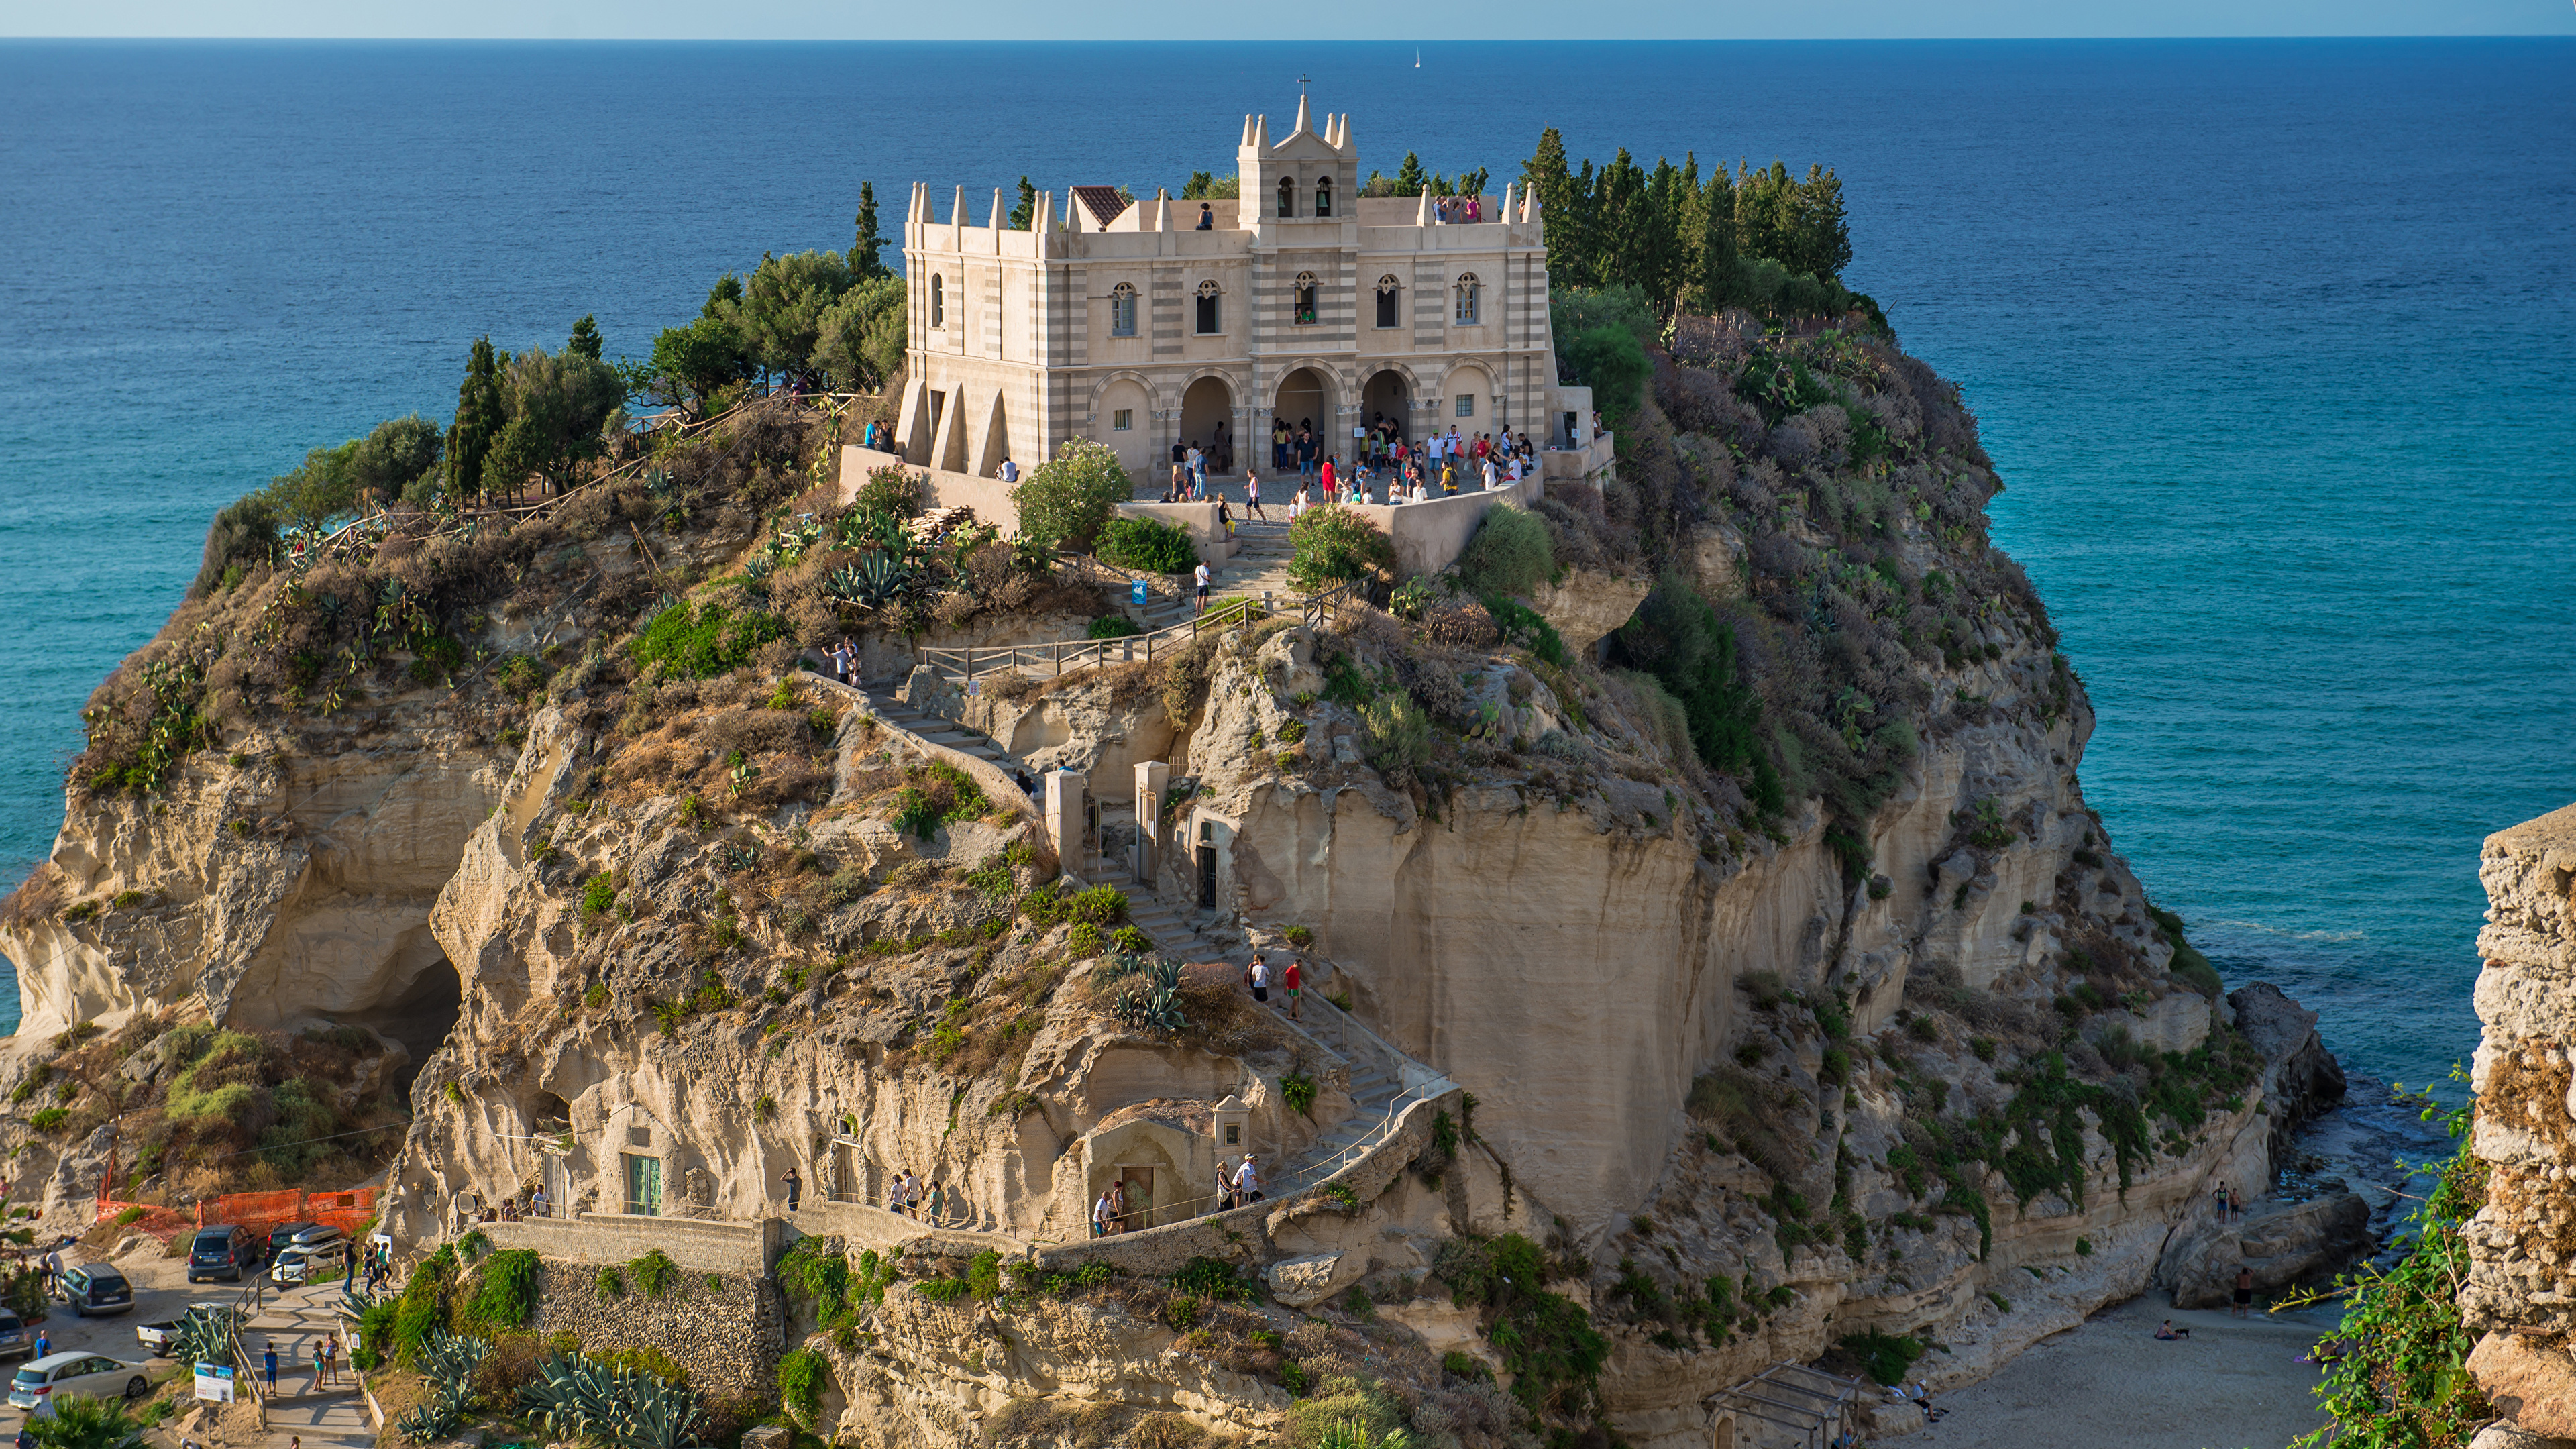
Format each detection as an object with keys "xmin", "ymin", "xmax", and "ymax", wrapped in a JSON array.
[
  {"xmin": 1362, "ymin": 368, "xmax": 1411, "ymax": 443},
  {"xmin": 1178, "ymin": 375, "xmax": 1236, "ymax": 476},
  {"xmin": 1272, "ymin": 366, "xmax": 1332, "ymax": 453}
]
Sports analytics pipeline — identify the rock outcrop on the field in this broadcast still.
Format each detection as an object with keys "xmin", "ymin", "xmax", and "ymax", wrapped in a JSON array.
[
  {"xmin": 2465, "ymin": 803, "xmax": 2576, "ymax": 1442},
  {"xmin": 2159, "ymin": 1189, "xmax": 2371, "ymax": 1308},
  {"xmin": 2229, "ymin": 981, "xmax": 2347, "ymax": 1154}
]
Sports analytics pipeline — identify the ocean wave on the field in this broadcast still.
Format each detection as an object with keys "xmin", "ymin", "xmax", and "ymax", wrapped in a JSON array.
[{"xmin": 2206, "ymin": 918, "xmax": 2369, "ymax": 944}]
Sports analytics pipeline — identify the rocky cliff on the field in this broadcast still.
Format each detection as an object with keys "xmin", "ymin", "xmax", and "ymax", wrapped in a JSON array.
[
  {"xmin": 2462, "ymin": 804, "xmax": 2576, "ymax": 1446},
  {"xmin": 0, "ymin": 325, "xmax": 2357, "ymax": 1448}
]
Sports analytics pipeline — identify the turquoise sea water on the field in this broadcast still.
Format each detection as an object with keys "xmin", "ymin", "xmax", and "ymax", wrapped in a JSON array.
[{"xmin": 2, "ymin": 40, "xmax": 2570, "ymax": 1085}]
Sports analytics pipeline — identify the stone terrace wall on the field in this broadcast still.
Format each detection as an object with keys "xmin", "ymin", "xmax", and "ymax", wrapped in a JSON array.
[
  {"xmin": 478, "ymin": 1213, "xmax": 775, "ymax": 1275},
  {"xmin": 519, "ymin": 1256, "xmax": 785, "ymax": 1404},
  {"xmin": 2463, "ymin": 802, "xmax": 2576, "ymax": 1442}
]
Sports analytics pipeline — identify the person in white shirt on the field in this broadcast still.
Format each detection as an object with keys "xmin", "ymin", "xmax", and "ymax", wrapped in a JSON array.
[
  {"xmin": 1481, "ymin": 456, "xmax": 1499, "ymax": 490},
  {"xmin": 1093, "ymin": 1190, "xmax": 1116, "ymax": 1238},
  {"xmin": 997, "ymin": 457, "xmax": 1018, "ymax": 484},
  {"xmin": 1232, "ymin": 1155, "xmax": 1263, "ymax": 1202},
  {"xmin": 1193, "ymin": 560, "xmax": 1212, "ymax": 614}
]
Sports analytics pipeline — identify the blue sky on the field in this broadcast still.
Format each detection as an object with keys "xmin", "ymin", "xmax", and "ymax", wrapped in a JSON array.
[{"xmin": 3, "ymin": 0, "xmax": 2570, "ymax": 38}]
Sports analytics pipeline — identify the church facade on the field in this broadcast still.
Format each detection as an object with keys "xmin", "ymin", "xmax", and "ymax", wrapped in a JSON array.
[{"xmin": 888, "ymin": 96, "xmax": 1566, "ymax": 483}]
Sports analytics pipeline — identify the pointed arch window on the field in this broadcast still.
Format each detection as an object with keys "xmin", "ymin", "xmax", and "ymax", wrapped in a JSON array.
[
  {"xmin": 1314, "ymin": 178, "xmax": 1334, "ymax": 217},
  {"xmin": 1195, "ymin": 280, "xmax": 1222, "ymax": 335},
  {"xmin": 1109, "ymin": 282, "xmax": 1137, "ymax": 337},
  {"xmin": 1293, "ymin": 272, "xmax": 1319, "ymax": 327},
  {"xmin": 1375, "ymin": 274, "xmax": 1402, "ymax": 329},
  {"xmin": 1453, "ymin": 272, "xmax": 1481, "ymax": 326},
  {"xmin": 930, "ymin": 274, "xmax": 945, "ymax": 329},
  {"xmin": 1276, "ymin": 177, "xmax": 1296, "ymax": 219}
]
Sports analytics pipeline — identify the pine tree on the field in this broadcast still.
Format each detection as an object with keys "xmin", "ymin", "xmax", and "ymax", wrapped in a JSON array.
[
  {"xmin": 1008, "ymin": 175, "xmax": 1036, "ymax": 231},
  {"xmin": 1643, "ymin": 157, "xmax": 1687, "ymax": 307},
  {"xmin": 1591, "ymin": 150, "xmax": 1648, "ymax": 294},
  {"xmin": 851, "ymin": 182, "xmax": 889, "ymax": 281},
  {"xmin": 1393, "ymin": 151, "xmax": 1430, "ymax": 197},
  {"xmin": 566, "ymin": 315, "xmax": 603, "ymax": 362},
  {"xmin": 447, "ymin": 337, "xmax": 506, "ymax": 502}
]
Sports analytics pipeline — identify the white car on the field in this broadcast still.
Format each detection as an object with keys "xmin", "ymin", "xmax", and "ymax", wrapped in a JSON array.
[
  {"xmin": 269, "ymin": 1236, "xmax": 352, "ymax": 1286},
  {"xmin": 7, "ymin": 1352, "xmax": 154, "ymax": 1410}
]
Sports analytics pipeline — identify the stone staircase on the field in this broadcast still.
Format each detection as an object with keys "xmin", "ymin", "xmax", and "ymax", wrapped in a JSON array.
[
  {"xmin": 814, "ymin": 662, "xmax": 1442, "ymax": 1212},
  {"xmin": 1132, "ymin": 515, "xmax": 1300, "ymax": 633}
]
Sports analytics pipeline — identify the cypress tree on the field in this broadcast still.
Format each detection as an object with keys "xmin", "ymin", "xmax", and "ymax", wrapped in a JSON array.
[
  {"xmin": 447, "ymin": 337, "xmax": 506, "ymax": 502},
  {"xmin": 1523, "ymin": 128, "xmax": 1591, "ymax": 288},
  {"xmin": 1793, "ymin": 164, "xmax": 1853, "ymax": 280},
  {"xmin": 1591, "ymin": 150, "xmax": 1648, "ymax": 294},
  {"xmin": 1643, "ymin": 157, "xmax": 1687, "ymax": 307},
  {"xmin": 1008, "ymin": 175, "xmax": 1036, "ymax": 230},
  {"xmin": 1393, "ymin": 150, "xmax": 1430, "ymax": 197},
  {"xmin": 566, "ymin": 315, "xmax": 603, "ymax": 362},
  {"xmin": 1692, "ymin": 165, "xmax": 1741, "ymax": 313},
  {"xmin": 851, "ymin": 182, "xmax": 889, "ymax": 281}
]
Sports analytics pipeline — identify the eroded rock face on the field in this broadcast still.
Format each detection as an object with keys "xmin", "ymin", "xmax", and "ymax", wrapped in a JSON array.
[
  {"xmin": 2229, "ymin": 981, "xmax": 2347, "ymax": 1151},
  {"xmin": 2465, "ymin": 803, "xmax": 2576, "ymax": 1436},
  {"xmin": 0, "ymin": 708, "xmax": 506, "ymax": 1044},
  {"xmin": 2160, "ymin": 1190, "xmax": 2371, "ymax": 1309}
]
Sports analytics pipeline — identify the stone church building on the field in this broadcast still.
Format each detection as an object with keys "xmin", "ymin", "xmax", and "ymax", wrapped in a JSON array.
[{"xmin": 887, "ymin": 95, "xmax": 1565, "ymax": 482}]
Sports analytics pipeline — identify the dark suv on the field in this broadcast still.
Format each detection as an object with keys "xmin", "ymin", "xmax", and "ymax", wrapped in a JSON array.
[
  {"xmin": 56, "ymin": 1265, "xmax": 133, "ymax": 1317},
  {"xmin": 186, "ymin": 1225, "xmax": 261, "ymax": 1283}
]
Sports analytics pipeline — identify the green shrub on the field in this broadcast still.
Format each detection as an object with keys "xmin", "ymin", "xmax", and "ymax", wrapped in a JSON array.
[
  {"xmin": 1067, "ymin": 885, "xmax": 1129, "ymax": 925},
  {"xmin": 775, "ymin": 1347, "xmax": 827, "ymax": 1428},
  {"xmin": 1613, "ymin": 572, "xmax": 1783, "ymax": 810},
  {"xmin": 1358, "ymin": 690, "xmax": 1431, "ymax": 773},
  {"xmin": 580, "ymin": 873, "xmax": 617, "ymax": 924},
  {"xmin": 1097, "ymin": 516, "xmax": 1200, "ymax": 574},
  {"xmin": 856, "ymin": 464, "xmax": 924, "ymax": 517},
  {"xmin": 1457, "ymin": 505, "xmax": 1554, "ymax": 598},
  {"xmin": 1283, "ymin": 924, "xmax": 1314, "ymax": 948},
  {"xmin": 192, "ymin": 492, "xmax": 283, "ymax": 596},
  {"xmin": 1481, "ymin": 593, "xmax": 1568, "ymax": 668},
  {"xmin": 1067, "ymin": 920, "xmax": 1104, "ymax": 957},
  {"xmin": 1171, "ymin": 1256, "xmax": 1262, "ymax": 1303},
  {"xmin": 1280, "ymin": 1072, "xmax": 1318, "ymax": 1116},
  {"xmin": 464, "ymin": 1248, "xmax": 542, "ymax": 1328},
  {"xmin": 1163, "ymin": 1293, "xmax": 1199, "ymax": 1331},
  {"xmin": 629, "ymin": 601, "xmax": 790, "ymax": 680},
  {"xmin": 1110, "ymin": 925, "xmax": 1152, "ymax": 954},
  {"xmin": 1287, "ymin": 504, "xmax": 1396, "ymax": 592},
  {"xmin": 1839, "ymin": 1329, "xmax": 1926, "ymax": 1385},
  {"xmin": 1087, "ymin": 614, "xmax": 1142, "ymax": 640},
  {"xmin": 1558, "ymin": 324, "xmax": 1652, "ymax": 425},
  {"xmin": 26, "ymin": 1109, "xmax": 68, "ymax": 1133},
  {"xmin": 1011, "ymin": 439, "xmax": 1131, "ymax": 551},
  {"xmin": 594, "ymin": 1265, "xmax": 625, "ymax": 1299}
]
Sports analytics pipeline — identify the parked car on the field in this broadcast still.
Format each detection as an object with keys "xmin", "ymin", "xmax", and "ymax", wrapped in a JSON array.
[
  {"xmin": 134, "ymin": 1305, "xmax": 228, "ymax": 1358},
  {"xmin": 56, "ymin": 1265, "xmax": 133, "ymax": 1318},
  {"xmin": 186, "ymin": 1225, "xmax": 262, "ymax": 1283},
  {"xmin": 0, "ymin": 1315, "xmax": 30, "ymax": 1362},
  {"xmin": 266, "ymin": 1221, "xmax": 321, "ymax": 1260},
  {"xmin": 6, "ymin": 1352, "xmax": 151, "ymax": 1410},
  {"xmin": 268, "ymin": 1236, "xmax": 352, "ymax": 1287}
]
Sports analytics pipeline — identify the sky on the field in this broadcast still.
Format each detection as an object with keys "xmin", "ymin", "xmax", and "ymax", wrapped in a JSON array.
[{"xmin": 2, "ymin": 0, "xmax": 2569, "ymax": 38}]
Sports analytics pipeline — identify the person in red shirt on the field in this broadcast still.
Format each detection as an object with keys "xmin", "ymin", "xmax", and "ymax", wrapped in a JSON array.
[
  {"xmin": 1282, "ymin": 958, "xmax": 1303, "ymax": 1021},
  {"xmin": 1318, "ymin": 456, "xmax": 1337, "ymax": 505}
]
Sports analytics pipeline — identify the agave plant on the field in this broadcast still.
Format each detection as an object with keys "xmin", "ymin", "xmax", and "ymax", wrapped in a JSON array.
[
  {"xmin": 824, "ymin": 552, "xmax": 912, "ymax": 610},
  {"xmin": 1112, "ymin": 957, "xmax": 1187, "ymax": 1036},
  {"xmin": 519, "ymin": 1355, "xmax": 708, "ymax": 1449},
  {"xmin": 169, "ymin": 1304, "xmax": 237, "ymax": 1368},
  {"xmin": 417, "ymin": 1328, "xmax": 491, "ymax": 1402},
  {"xmin": 397, "ymin": 1399, "xmax": 462, "ymax": 1444},
  {"xmin": 741, "ymin": 555, "xmax": 774, "ymax": 582}
]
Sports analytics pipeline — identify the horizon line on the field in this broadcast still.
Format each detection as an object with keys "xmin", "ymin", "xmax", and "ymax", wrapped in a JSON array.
[{"xmin": 4, "ymin": 32, "xmax": 2571, "ymax": 42}]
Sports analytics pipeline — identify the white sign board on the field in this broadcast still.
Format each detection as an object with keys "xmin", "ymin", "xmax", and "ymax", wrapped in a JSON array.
[{"xmin": 194, "ymin": 1363, "xmax": 235, "ymax": 1403}]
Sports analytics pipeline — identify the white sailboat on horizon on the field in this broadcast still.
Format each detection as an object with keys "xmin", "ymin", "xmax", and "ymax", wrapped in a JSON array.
[{"xmin": 1414, "ymin": 47, "xmax": 1421, "ymax": 68}]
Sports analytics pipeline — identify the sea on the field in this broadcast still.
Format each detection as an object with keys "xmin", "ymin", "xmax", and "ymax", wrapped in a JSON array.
[{"xmin": 2, "ymin": 39, "xmax": 2570, "ymax": 1091}]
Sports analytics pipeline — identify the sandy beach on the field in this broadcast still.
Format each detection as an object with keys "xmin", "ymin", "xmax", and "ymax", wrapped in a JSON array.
[{"xmin": 1905, "ymin": 1292, "xmax": 2333, "ymax": 1449}]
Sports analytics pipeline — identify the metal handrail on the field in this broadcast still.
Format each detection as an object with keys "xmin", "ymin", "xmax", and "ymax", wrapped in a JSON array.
[{"xmin": 912, "ymin": 593, "xmax": 1272, "ymax": 684}]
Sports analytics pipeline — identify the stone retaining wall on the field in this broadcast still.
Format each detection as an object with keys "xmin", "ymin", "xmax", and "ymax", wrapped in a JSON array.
[
  {"xmin": 518, "ymin": 1255, "xmax": 785, "ymax": 1405},
  {"xmin": 476, "ymin": 1213, "xmax": 775, "ymax": 1275}
]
